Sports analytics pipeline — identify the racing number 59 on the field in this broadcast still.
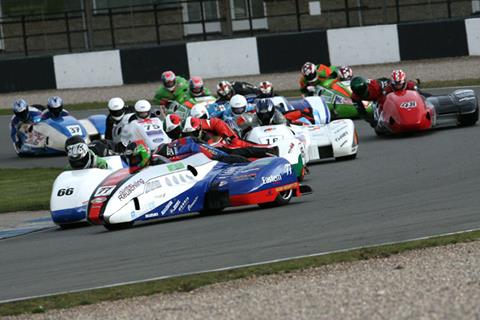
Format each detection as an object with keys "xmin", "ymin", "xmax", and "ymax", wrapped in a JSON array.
[{"xmin": 57, "ymin": 188, "xmax": 74, "ymax": 196}]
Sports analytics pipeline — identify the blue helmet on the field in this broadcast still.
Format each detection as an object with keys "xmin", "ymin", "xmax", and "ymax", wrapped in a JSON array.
[
  {"xmin": 47, "ymin": 96, "xmax": 64, "ymax": 118},
  {"xmin": 255, "ymin": 98, "xmax": 275, "ymax": 125},
  {"xmin": 12, "ymin": 99, "xmax": 30, "ymax": 122}
]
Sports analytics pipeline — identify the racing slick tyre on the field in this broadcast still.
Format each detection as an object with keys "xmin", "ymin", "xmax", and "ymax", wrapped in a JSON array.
[
  {"xmin": 458, "ymin": 107, "xmax": 479, "ymax": 127},
  {"xmin": 258, "ymin": 189, "xmax": 293, "ymax": 209},
  {"xmin": 103, "ymin": 221, "xmax": 134, "ymax": 231}
]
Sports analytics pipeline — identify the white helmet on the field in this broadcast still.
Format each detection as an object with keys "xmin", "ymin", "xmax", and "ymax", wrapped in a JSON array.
[
  {"xmin": 107, "ymin": 97, "xmax": 125, "ymax": 121},
  {"xmin": 190, "ymin": 103, "xmax": 209, "ymax": 119},
  {"xmin": 230, "ymin": 94, "xmax": 248, "ymax": 115},
  {"xmin": 134, "ymin": 100, "xmax": 152, "ymax": 119}
]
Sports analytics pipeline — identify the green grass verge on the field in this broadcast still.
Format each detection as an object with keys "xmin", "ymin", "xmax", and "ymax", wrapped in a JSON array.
[
  {"xmin": 1, "ymin": 78, "xmax": 479, "ymax": 116},
  {"xmin": 0, "ymin": 168, "xmax": 63, "ymax": 213},
  {"xmin": 1, "ymin": 229, "xmax": 479, "ymax": 316}
]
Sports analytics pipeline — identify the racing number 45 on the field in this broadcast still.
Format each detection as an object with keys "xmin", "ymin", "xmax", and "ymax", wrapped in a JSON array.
[{"xmin": 57, "ymin": 188, "xmax": 74, "ymax": 196}]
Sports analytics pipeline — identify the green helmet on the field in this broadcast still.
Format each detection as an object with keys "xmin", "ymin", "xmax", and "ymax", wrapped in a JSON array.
[
  {"xmin": 350, "ymin": 76, "xmax": 369, "ymax": 99},
  {"xmin": 125, "ymin": 142, "xmax": 151, "ymax": 168}
]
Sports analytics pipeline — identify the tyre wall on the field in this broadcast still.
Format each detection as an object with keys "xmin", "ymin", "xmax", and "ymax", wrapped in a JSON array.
[{"xmin": 1, "ymin": 18, "xmax": 479, "ymax": 93}]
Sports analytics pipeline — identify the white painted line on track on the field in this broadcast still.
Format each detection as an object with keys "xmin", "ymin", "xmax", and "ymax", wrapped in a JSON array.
[{"xmin": 2, "ymin": 227, "xmax": 479, "ymax": 304}]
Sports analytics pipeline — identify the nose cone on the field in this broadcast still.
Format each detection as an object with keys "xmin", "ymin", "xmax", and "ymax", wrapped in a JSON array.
[{"xmin": 383, "ymin": 91, "xmax": 432, "ymax": 133}]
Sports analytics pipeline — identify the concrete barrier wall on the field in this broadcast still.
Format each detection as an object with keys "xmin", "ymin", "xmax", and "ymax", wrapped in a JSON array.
[
  {"xmin": 0, "ymin": 56, "xmax": 56, "ymax": 93},
  {"xmin": 1, "ymin": 18, "xmax": 476, "ymax": 93},
  {"xmin": 54, "ymin": 50, "xmax": 123, "ymax": 89},
  {"xmin": 327, "ymin": 24, "xmax": 400, "ymax": 66},
  {"xmin": 186, "ymin": 37, "xmax": 260, "ymax": 78},
  {"xmin": 465, "ymin": 18, "xmax": 480, "ymax": 56},
  {"xmin": 398, "ymin": 20, "xmax": 469, "ymax": 60}
]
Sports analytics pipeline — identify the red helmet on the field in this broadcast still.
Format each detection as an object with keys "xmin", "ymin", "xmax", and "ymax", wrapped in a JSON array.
[
  {"xmin": 391, "ymin": 69, "xmax": 406, "ymax": 91},
  {"xmin": 216, "ymin": 80, "xmax": 233, "ymax": 99},
  {"xmin": 301, "ymin": 62, "xmax": 317, "ymax": 83},
  {"xmin": 189, "ymin": 76, "xmax": 204, "ymax": 97},
  {"xmin": 259, "ymin": 81, "xmax": 273, "ymax": 96},
  {"xmin": 161, "ymin": 71, "xmax": 177, "ymax": 92},
  {"xmin": 164, "ymin": 113, "xmax": 183, "ymax": 139},
  {"xmin": 182, "ymin": 116, "xmax": 201, "ymax": 137}
]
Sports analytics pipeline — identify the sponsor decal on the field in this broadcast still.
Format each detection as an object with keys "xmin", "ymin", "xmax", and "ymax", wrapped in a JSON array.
[
  {"xmin": 118, "ymin": 179, "xmax": 145, "ymax": 200},
  {"xmin": 340, "ymin": 140, "xmax": 347, "ymax": 147},
  {"xmin": 90, "ymin": 197, "xmax": 107, "ymax": 204},
  {"xmin": 146, "ymin": 178, "xmax": 162, "ymax": 193},
  {"xmin": 94, "ymin": 186, "xmax": 115, "ymax": 197},
  {"xmin": 170, "ymin": 200, "xmax": 181, "ymax": 213},
  {"xmin": 459, "ymin": 96, "xmax": 475, "ymax": 102},
  {"xmin": 334, "ymin": 125, "xmax": 348, "ymax": 134},
  {"xmin": 130, "ymin": 211, "xmax": 137, "ymax": 219},
  {"xmin": 161, "ymin": 201, "xmax": 173, "ymax": 215},
  {"xmin": 283, "ymin": 163, "xmax": 293, "ymax": 175},
  {"xmin": 233, "ymin": 173, "xmax": 256, "ymax": 182},
  {"xmin": 288, "ymin": 142, "xmax": 295, "ymax": 154},
  {"xmin": 145, "ymin": 212, "xmax": 159, "ymax": 219},
  {"xmin": 153, "ymin": 138, "xmax": 164, "ymax": 143},
  {"xmin": 219, "ymin": 180, "xmax": 229, "ymax": 186},
  {"xmin": 179, "ymin": 197, "xmax": 190, "ymax": 212},
  {"xmin": 167, "ymin": 162, "xmax": 185, "ymax": 172},
  {"xmin": 335, "ymin": 131, "xmax": 348, "ymax": 142},
  {"xmin": 262, "ymin": 174, "xmax": 282, "ymax": 184},
  {"xmin": 400, "ymin": 101, "xmax": 417, "ymax": 109},
  {"xmin": 146, "ymin": 130, "xmax": 162, "ymax": 136},
  {"xmin": 275, "ymin": 182, "xmax": 298, "ymax": 192},
  {"xmin": 187, "ymin": 196, "xmax": 199, "ymax": 211},
  {"xmin": 263, "ymin": 127, "xmax": 276, "ymax": 132}
]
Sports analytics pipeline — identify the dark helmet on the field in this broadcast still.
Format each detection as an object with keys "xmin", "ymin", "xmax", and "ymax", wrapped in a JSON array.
[
  {"xmin": 350, "ymin": 76, "xmax": 369, "ymax": 99},
  {"xmin": 255, "ymin": 98, "xmax": 275, "ymax": 125},
  {"xmin": 12, "ymin": 99, "xmax": 30, "ymax": 122},
  {"xmin": 65, "ymin": 136, "xmax": 92, "ymax": 169},
  {"xmin": 47, "ymin": 96, "xmax": 64, "ymax": 118},
  {"xmin": 125, "ymin": 141, "xmax": 151, "ymax": 168}
]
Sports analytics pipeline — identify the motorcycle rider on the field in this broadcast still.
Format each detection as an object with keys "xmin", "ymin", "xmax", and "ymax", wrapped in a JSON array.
[
  {"xmin": 125, "ymin": 138, "xmax": 248, "ymax": 170},
  {"xmin": 153, "ymin": 71, "xmax": 192, "ymax": 107},
  {"xmin": 350, "ymin": 76, "xmax": 389, "ymax": 127},
  {"xmin": 299, "ymin": 62, "xmax": 352, "ymax": 96},
  {"xmin": 257, "ymin": 81, "xmax": 276, "ymax": 98},
  {"xmin": 384, "ymin": 69, "xmax": 419, "ymax": 94},
  {"xmin": 188, "ymin": 76, "xmax": 212, "ymax": 99},
  {"xmin": 128, "ymin": 100, "xmax": 157, "ymax": 122},
  {"xmin": 252, "ymin": 98, "xmax": 287, "ymax": 126},
  {"xmin": 163, "ymin": 113, "xmax": 183, "ymax": 140},
  {"xmin": 216, "ymin": 80, "xmax": 259, "ymax": 104},
  {"xmin": 10, "ymin": 99, "xmax": 42, "ymax": 150},
  {"xmin": 41, "ymin": 96, "xmax": 69, "ymax": 120},
  {"xmin": 65, "ymin": 136, "xmax": 109, "ymax": 170},
  {"xmin": 105, "ymin": 97, "xmax": 130, "ymax": 140}
]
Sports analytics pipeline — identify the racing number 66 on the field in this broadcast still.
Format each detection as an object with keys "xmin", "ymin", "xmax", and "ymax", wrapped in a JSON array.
[{"xmin": 57, "ymin": 188, "xmax": 74, "ymax": 196}]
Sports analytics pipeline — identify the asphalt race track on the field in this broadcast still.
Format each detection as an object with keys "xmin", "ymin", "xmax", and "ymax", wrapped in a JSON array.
[{"xmin": 1, "ymin": 86, "xmax": 480, "ymax": 302}]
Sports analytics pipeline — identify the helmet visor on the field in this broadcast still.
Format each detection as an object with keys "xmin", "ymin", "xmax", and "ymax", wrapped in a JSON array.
[{"xmin": 232, "ymin": 106, "xmax": 246, "ymax": 115}]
